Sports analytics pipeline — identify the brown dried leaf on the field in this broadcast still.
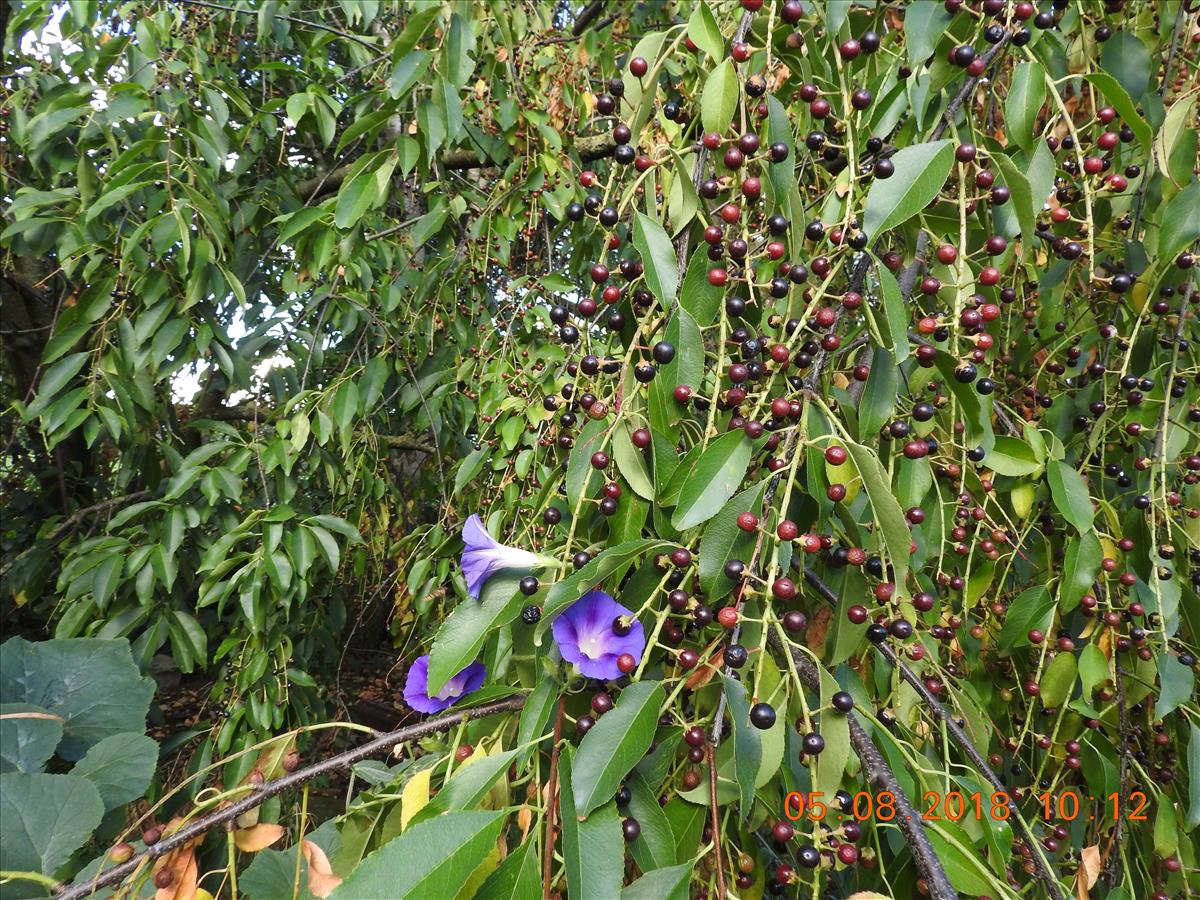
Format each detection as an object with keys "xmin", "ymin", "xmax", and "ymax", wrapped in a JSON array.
[
  {"xmin": 805, "ymin": 606, "xmax": 832, "ymax": 656},
  {"xmin": 303, "ymin": 840, "xmax": 342, "ymax": 899},
  {"xmin": 154, "ymin": 848, "xmax": 198, "ymax": 900},
  {"xmin": 685, "ymin": 647, "xmax": 723, "ymax": 691},
  {"xmin": 1075, "ymin": 844, "xmax": 1102, "ymax": 899}
]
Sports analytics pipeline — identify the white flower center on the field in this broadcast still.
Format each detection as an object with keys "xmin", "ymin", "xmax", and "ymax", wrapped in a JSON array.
[
  {"xmin": 432, "ymin": 682, "xmax": 460, "ymax": 701},
  {"xmin": 580, "ymin": 633, "xmax": 605, "ymax": 660}
]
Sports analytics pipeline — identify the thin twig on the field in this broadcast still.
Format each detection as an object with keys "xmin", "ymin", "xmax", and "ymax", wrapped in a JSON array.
[
  {"xmin": 707, "ymin": 743, "xmax": 727, "ymax": 899},
  {"xmin": 57, "ymin": 695, "xmax": 527, "ymax": 900},
  {"xmin": 177, "ymin": 0, "xmax": 379, "ymax": 50}
]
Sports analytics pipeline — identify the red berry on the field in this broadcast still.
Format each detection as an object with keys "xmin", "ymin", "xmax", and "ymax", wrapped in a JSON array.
[
  {"xmin": 824, "ymin": 446, "xmax": 848, "ymax": 466},
  {"xmin": 777, "ymin": 520, "xmax": 799, "ymax": 540},
  {"xmin": 736, "ymin": 512, "xmax": 759, "ymax": 532},
  {"xmin": 617, "ymin": 653, "xmax": 636, "ymax": 674},
  {"xmin": 629, "ymin": 56, "xmax": 648, "ymax": 77}
]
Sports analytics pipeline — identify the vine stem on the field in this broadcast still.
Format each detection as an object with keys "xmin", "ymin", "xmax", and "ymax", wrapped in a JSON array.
[
  {"xmin": 542, "ymin": 696, "xmax": 565, "ymax": 900},
  {"xmin": 56, "ymin": 696, "xmax": 526, "ymax": 900},
  {"xmin": 707, "ymin": 742, "xmax": 727, "ymax": 900}
]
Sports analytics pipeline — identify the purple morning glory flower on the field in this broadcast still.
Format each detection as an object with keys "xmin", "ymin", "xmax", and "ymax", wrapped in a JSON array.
[
  {"xmin": 460, "ymin": 514, "xmax": 542, "ymax": 599},
  {"xmin": 402, "ymin": 655, "xmax": 486, "ymax": 714},
  {"xmin": 551, "ymin": 590, "xmax": 645, "ymax": 680}
]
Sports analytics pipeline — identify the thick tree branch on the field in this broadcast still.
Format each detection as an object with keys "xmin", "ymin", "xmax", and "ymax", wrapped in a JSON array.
[
  {"xmin": 57, "ymin": 695, "xmax": 527, "ymax": 900},
  {"xmin": 570, "ymin": 0, "xmax": 606, "ymax": 35}
]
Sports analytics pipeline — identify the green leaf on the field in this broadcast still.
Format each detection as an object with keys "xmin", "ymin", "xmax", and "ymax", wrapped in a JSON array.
[
  {"xmin": 1059, "ymin": 531, "xmax": 1101, "ymax": 612},
  {"xmin": 858, "ymin": 347, "xmax": 898, "ymax": 440},
  {"xmin": 993, "ymin": 152, "xmax": 1036, "ymax": 256},
  {"xmin": 678, "ymin": 246, "xmax": 723, "ymax": 325},
  {"xmin": 559, "ymin": 748, "xmax": 622, "ymax": 900},
  {"xmin": 1039, "ymin": 651, "xmax": 1077, "ymax": 708},
  {"xmin": 874, "ymin": 263, "xmax": 910, "ymax": 362},
  {"xmin": 334, "ymin": 155, "xmax": 398, "ymax": 230},
  {"xmin": 722, "ymin": 673, "xmax": 761, "ymax": 819},
  {"xmin": 927, "ymin": 824, "xmax": 1000, "ymax": 896},
  {"xmin": 984, "ymin": 436, "xmax": 1040, "ymax": 477},
  {"xmin": 386, "ymin": 50, "xmax": 431, "ymax": 100},
  {"xmin": 1153, "ymin": 798, "xmax": 1178, "ymax": 859},
  {"xmin": 997, "ymin": 585, "xmax": 1053, "ymax": 651},
  {"xmin": 614, "ymin": 420, "xmax": 654, "ymax": 500},
  {"xmin": 516, "ymin": 678, "xmax": 558, "ymax": 769},
  {"xmin": 1155, "ymin": 89, "xmax": 1198, "ymax": 190},
  {"xmin": 622, "ymin": 863, "xmax": 692, "ymax": 900},
  {"xmin": 0, "ymin": 638, "xmax": 155, "ymax": 761},
  {"xmin": 1186, "ymin": 723, "xmax": 1200, "ymax": 829},
  {"xmin": 932, "ymin": 351, "xmax": 993, "ymax": 451},
  {"xmin": 427, "ymin": 573, "xmax": 523, "ymax": 695},
  {"xmin": 1082, "ymin": 73, "xmax": 1152, "ymax": 151},
  {"xmin": 649, "ymin": 308, "xmax": 703, "ymax": 432},
  {"xmin": 1004, "ymin": 61, "xmax": 1045, "ymax": 151},
  {"xmin": 1158, "ymin": 181, "xmax": 1200, "ymax": 263},
  {"xmin": 329, "ymin": 810, "xmax": 505, "ymax": 900},
  {"xmin": 537, "ymin": 539, "xmax": 666, "ymax": 640},
  {"xmin": 1099, "ymin": 32, "xmax": 1151, "ymax": 101},
  {"xmin": 412, "ymin": 750, "xmax": 517, "ymax": 823},
  {"xmin": 700, "ymin": 59, "xmax": 738, "ymax": 135},
  {"xmin": 1047, "ymin": 461, "xmax": 1094, "ymax": 533},
  {"xmin": 670, "ymin": 431, "xmax": 755, "ymax": 530},
  {"xmin": 813, "ymin": 668, "xmax": 851, "ymax": 802},
  {"xmin": 698, "ymin": 481, "xmax": 769, "ymax": 603},
  {"xmin": 903, "ymin": 1, "xmax": 949, "ymax": 67},
  {"xmin": 70, "ymin": 732, "xmax": 157, "ymax": 811},
  {"xmin": 571, "ymin": 680, "xmax": 664, "ymax": 817},
  {"xmin": 633, "ymin": 212, "xmax": 678, "ymax": 304},
  {"xmin": 0, "ymin": 772, "xmax": 104, "ymax": 877},
  {"xmin": 0, "ymin": 704, "xmax": 62, "ymax": 774},
  {"xmin": 842, "ymin": 441, "xmax": 911, "ymax": 593},
  {"xmin": 476, "ymin": 836, "xmax": 539, "ymax": 900},
  {"xmin": 626, "ymin": 770, "xmax": 676, "ymax": 872},
  {"xmin": 862, "ymin": 140, "xmax": 954, "ymax": 238},
  {"xmin": 25, "ymin": 352, "xmax": 88, "ymax": 419},
  {"xmin": 686, "ymin": 4, "xmax": 723, "ymax": 59},
  {"xmin": 1078, "ymin": 643, "xmax": 1109, "ymax": 696},
  {"xmin": 1156, "ymin": 651, "xmax": 1193, "ymax": 718}
]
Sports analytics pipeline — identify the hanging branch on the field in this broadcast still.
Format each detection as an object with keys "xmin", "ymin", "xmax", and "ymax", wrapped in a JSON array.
[
  {"xmin": 57, "ymin": 695, "xmax": 527, "ymax": 900},
  {"xmin": 765, "ymin": 630, "xmax": 958, "ymax": 900},
  {"xmin": 800, "ymin": 567, "xmax": 1066, "ymax": 900}
]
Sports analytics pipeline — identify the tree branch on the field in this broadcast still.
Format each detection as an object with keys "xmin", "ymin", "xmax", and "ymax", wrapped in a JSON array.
[
  {"xmin": 570, "ymin": 0, "xmax": 606, "ymax": 35},
  {"xmin": 800, "ymin": 567, "xmax": 1066, "ymax": 900},
  {"xmin": 57, "ymin": 695, "xmax": 527, "ymax": 900},
  {"xmin": 177, "ymin": 0, "xmax": 379, "ymax": 50},
  {"xmin": 766, "ymin": 630, "xmax": 958, "ymax": 900},
  {"xmin": 295, "ymin": 133, "xmax": 618, "ymax": 201},
  {"xmin": 0, "ymin": 491, "xmax": 152, "ymax": 582}
]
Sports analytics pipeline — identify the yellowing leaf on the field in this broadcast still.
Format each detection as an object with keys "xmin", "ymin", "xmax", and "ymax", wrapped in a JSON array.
[
  {"xmin": 401, "ymin": 767, "xmax": 432, "ymax": 831},
  {"xmin": 234, "ymin": 823, "xmax": 285, "ymax": 852}
]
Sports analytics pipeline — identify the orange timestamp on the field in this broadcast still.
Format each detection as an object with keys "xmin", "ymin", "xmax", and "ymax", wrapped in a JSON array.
[{"xmin": 782, "ymin": 790, "xmax": 1151, "ymax": 822}]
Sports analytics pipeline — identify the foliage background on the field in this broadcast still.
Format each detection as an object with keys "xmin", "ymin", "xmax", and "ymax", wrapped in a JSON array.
[{"xmin": 1, "ymin": 0, "xmax": 1198, "ymax": 898}]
